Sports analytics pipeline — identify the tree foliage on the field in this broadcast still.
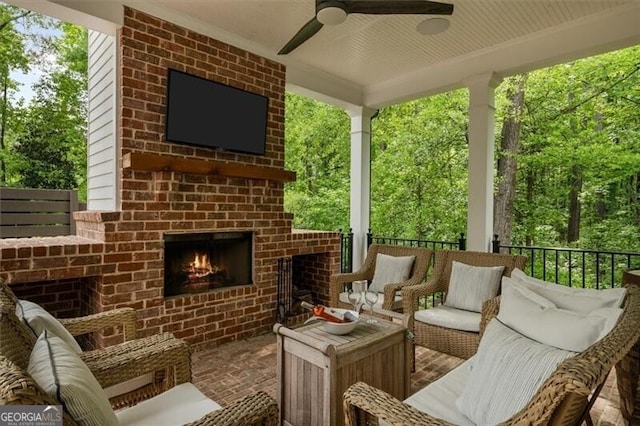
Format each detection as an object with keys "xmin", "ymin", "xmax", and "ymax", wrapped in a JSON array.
[
  {"xmin": 284, "ymin": 93, "xmax": 350, "ymax": 231},
  {"xmin": 285, "ymin": 45, "xmax": 640, "ymax": 253},
  {"xmin": 0, "ymin": 5, "xmax": 87, "ymax": 199},
  {"xmin": 370, "ymin": 91, "xmax": 469, "ymax": 240}
]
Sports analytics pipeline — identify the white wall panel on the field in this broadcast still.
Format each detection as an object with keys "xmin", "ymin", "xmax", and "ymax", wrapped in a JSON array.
[{"xmin": 87, "ymin": 30, "xmax": 118, "ymax": 211}]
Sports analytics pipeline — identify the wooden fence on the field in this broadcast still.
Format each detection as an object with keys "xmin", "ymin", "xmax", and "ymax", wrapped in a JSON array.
[{"xmin": 0, "ymin": 188, "xmax": 82, "ymax": 238}]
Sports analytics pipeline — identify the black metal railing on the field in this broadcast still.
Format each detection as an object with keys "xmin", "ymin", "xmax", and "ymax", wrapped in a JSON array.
[
  {"xmin": 340, "ymin": 231, "xmax": 640, "ymax": 306},
  {"xmin": 493, "ymin": 235, "xmax": 640, "ymax": 289},
  {"xmin": 276, "ymin": 258, "xmax": 293, "ymax": 324},
  {"xmin": 339, "ymin": 229, "xmax": 353, "ymax": 273},
  {"xmin": 367, "ymin": 231, "xmax": 466, "ymax": 251}
]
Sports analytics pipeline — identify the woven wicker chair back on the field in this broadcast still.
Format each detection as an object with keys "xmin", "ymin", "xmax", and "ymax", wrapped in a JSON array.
[
  {"xmin": 0, "ymin": 306, "xmax": 36, "ymax": 370},
  {"xmin": 432, "ymin": 250, "xmax": 527, "ymax": 297},
  {"xmin": 0, "ymin": 279, "xmax": 18, "ymax": 309}
]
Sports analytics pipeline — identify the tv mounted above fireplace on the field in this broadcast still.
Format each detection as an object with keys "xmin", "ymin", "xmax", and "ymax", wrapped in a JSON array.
[{"xmin": 165, "ymin": 68, "xmax": 268, "ymax": 156}]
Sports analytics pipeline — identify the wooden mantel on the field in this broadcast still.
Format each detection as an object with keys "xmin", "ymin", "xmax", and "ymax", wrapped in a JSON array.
[{"xmin": 122, "ymin": 152, "xmax": 296, "ymax": 183}]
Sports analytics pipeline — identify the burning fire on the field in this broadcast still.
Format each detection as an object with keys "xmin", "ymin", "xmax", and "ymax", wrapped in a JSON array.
[{"xmin": 187, "ymin": 252, "xmax": 221, "ymax": 279}]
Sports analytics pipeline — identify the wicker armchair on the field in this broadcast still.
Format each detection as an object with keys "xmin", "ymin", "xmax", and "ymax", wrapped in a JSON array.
[
  {"xmin": 330, "ymin": 244, "xmax": 433, "ymax": 311},
  {"xmin": 0, "ymin": 280, "xmax": 174, "ymax": 405},
  {"xmin": 402, "ymin": 250, "xmax": 526, "ymax": 360},
  {"xmin": 344, "ymin": 285, "xmax": 640, "ymax": 426},
  {"xmin": 0, "ymin": 306, "xmax": 278, "ymax": 426}
]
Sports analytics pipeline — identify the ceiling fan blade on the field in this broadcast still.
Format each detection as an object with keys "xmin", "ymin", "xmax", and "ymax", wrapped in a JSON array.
[
  {"xmin": 278, "ymin": 17, "xmax": 324, "ymax": 55},
  {"xmin": 345, "ymin": 1, "xmax": 453, "ymax": 15}
]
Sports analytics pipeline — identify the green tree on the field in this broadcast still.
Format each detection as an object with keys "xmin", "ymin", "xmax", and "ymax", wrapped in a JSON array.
[
  {"xmin": 284, "ymin": 92, "xmax": 350, "ymax": 231},
  {"xmin": 506, "ymin": 46, "xmax": 640, "ymax": 251},
  {"xmin": 10, "ymin": 20, "xmax": 88, "ymax": 197},
  {"xmin": 0, "ymin": 5, "xmax": 33, "ymax": 185},
  {"xmin": 371, "ymin": 90, "xmax": 469, "ymax": 240}
]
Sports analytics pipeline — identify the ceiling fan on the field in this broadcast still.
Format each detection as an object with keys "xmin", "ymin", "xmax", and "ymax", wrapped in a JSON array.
[{"xmin": 278, "ymin": 0, "xmax": 454, "ymax": 55}]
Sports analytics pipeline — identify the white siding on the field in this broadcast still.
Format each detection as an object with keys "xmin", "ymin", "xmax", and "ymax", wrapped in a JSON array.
[{"xmin": 87, "ymin": 30, "xmax": 118, "ymax": 211}]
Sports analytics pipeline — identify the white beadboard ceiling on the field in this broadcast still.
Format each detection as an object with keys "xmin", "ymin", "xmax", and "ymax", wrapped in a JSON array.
[{"xmin": 14, "ymin": 0, "xmax": 640, "ymax": 108}]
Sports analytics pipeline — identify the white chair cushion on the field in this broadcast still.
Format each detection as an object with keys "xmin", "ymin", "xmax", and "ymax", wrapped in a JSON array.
[
  {"xmin": 17, "ymin": 300, "xmax": 82, "ymax": 353},
  {"xmin": 369, "ymin": 254, "xmax": 415, "ymax": 293},
  {"xmin": 444, "ymin": 262, "xmax": 505, "ymax": 312},
  {"xmin": 456, "ymin": 319, "xmax": 575, "ymax": 425},
  {"xmin": 499, "ymin": 278, "xmax": 622, "ymax": 352},
  {"xmin": 379, "ymin": 358, "xmax": 475, "ymax": 426},
  {"xmin": 116, "ymin": 382, "xmax": 221, "ymax": 426},
  {"xmin": 396, "ymin": 357, "xmax": 475, "ymax": 426},
  {"xmin": 28, "ymin": 330, "xmax": 118, "ymax": 425},
  {"xmin": 414, "ymin": 305, "xmax": 481, "ymax": 332},
  {"xmin": 339, "ymin": 291, "xmax": 402, "ymax": 309},
  {"xmin": 510, "ymin": 268, "xmax": 627, "ymax": 312},
  {"xmin": 103, "ymin": 373, "xmax": 155, "ymax": 399}
]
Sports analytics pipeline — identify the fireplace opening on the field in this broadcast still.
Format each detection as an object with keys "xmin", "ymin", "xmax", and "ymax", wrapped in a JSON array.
[{"xmin": 164, "ymin": 232, "xmax": 253, "ymax": 297}]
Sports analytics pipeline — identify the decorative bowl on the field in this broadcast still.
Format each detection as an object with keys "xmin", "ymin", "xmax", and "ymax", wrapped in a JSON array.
[{"xmin": 320, "ymin": 309, "xmax": 359, "ymax": 335}]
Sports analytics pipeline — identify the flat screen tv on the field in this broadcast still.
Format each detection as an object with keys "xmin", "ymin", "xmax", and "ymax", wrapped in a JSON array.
[{"xmin": 165, "ymin": 68, "xmax": 268, "ymax": 156}]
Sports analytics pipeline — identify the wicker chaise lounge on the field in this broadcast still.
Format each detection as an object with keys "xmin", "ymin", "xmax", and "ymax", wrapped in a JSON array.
[{"xmin": 344, "ymin": 285, "xmax": 640, "ymax": 426}]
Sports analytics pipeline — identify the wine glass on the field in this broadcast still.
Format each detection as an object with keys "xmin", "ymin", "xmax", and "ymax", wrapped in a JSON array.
[
  {"xmin": 347, "ymin": 287, "xmax": 363, "ymax": 314},
  {"xmin": 364, "ymin": 289, "xmax": 379, "ymax": 324}
]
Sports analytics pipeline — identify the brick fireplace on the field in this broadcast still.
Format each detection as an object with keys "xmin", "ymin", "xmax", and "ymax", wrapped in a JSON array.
[{"xmin": 0, "ymin": 7, "xmax": 341, "ymax": 348}]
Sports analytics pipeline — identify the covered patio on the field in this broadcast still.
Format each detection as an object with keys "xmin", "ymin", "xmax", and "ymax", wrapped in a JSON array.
[
  {"xmin": 2, "ymin": 0, "xmax": 640, "ymax": 425},
  {"xmin": 11, "ymin": 0, "xmax": 640, "ymax": 267}
]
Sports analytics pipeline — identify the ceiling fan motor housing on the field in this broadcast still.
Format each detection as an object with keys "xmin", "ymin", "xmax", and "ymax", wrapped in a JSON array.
[{"xmin": 316, "ymin": 1, "xmax": 348, "ymax": 25}]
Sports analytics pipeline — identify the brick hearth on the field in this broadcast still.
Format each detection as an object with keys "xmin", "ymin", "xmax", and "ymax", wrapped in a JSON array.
[{"xmin": 0, "ymin": 7, "xmax": 340, "ymax": 348}]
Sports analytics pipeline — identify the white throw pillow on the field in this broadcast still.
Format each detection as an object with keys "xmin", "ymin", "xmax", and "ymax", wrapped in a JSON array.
[
  {"xmin": 510, "ymin": 268, "xmax": 626, "ymax": 312},
  {"xmin": 456, "ymin": 319, "xmax": 575, "ymax": 425},
  {"xmin": 369, "ymin": 254, "xmax": 415, "ymax": 293},
  {"xmin": 16, "ymin": 300, "xmax": 82, "ymax": 353},
  {"xmin": 444, "ymin": 262, "xmax": 505, "ymax": 312},
  {"xmin": 499, "ymin": 278, "xmax": 622, "ymax": 352},
  {"xmin": 28, "ymin": 330, "xmax": 118, "ymax": 425}
]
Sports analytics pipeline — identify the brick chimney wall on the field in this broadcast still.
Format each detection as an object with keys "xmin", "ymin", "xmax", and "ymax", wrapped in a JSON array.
[{"xmin": 0, "ymin": 7, "xmax": 341, "ymax": 348}]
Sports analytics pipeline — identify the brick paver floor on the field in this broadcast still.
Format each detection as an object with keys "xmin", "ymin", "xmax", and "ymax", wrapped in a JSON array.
[{"xmin": 192, "ymin": 331, "xmax": 630, "ymax": 425}]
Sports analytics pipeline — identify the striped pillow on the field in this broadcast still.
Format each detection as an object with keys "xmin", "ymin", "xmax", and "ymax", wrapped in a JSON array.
[
  {"xmin": 27, "ymin": 330, "xmax": 118, "ymax": 426},
  {"xmin": 16, "ymin": 300, "xmax": 82, "ymax": 353},
  {"xmin": 456, "ymin": 319, "xmax": 575, "ymax": 425},
  {"xmin": 445, "ymin": 262, "xmax": 505, "ymax": 312}
]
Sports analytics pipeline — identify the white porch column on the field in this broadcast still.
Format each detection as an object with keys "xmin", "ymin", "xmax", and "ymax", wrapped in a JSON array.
[
  {"xmin": 347, "ymin": 107, "xmax": 377, "ymax": 270},
  {"xmin": 465, "ymin": 74, "xmax": 502, "ymax": 252}
]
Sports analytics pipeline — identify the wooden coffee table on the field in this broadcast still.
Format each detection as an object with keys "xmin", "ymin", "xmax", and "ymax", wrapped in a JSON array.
[{"xmin": 274, "ymin": 315, "xmax": 410, "ymax": 426}]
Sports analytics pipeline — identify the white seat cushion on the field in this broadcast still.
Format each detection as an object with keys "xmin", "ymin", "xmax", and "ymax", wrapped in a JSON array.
[
  {"xmin": 380, "ymin": 358, "xmax": 475, "ymax": 426},
  {"xmin": 116, "ymin": 382, "xmax": 221, "ymax": 426},
  {"xmin": 103, "ymin": 373, "xmax": 155, "ymax": 399},
  {"xmin": 414, "ymin": 305, "xmax": 481, "ymax": 332},
  {"xmin": 339, "ymin": 291, "xmax": 402, "ymax": 309}
]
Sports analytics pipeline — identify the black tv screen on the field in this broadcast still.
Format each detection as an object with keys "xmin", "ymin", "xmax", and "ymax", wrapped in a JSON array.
[{"xmin": 165, "ymin": 68, "xmax": 268, "ymax": 156}]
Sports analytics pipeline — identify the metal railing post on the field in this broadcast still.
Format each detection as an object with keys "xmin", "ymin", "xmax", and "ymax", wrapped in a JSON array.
[
  {"xmin": 492, "ymin": 234, "xmax": 500, "ymax": 253},
  {"xmin": 347, "ymin": 228, "xmax": 353, "ymax": 273},
  {"xmin": 458, "ymin": 233, "xmax": 466, "ymax": 251}
]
